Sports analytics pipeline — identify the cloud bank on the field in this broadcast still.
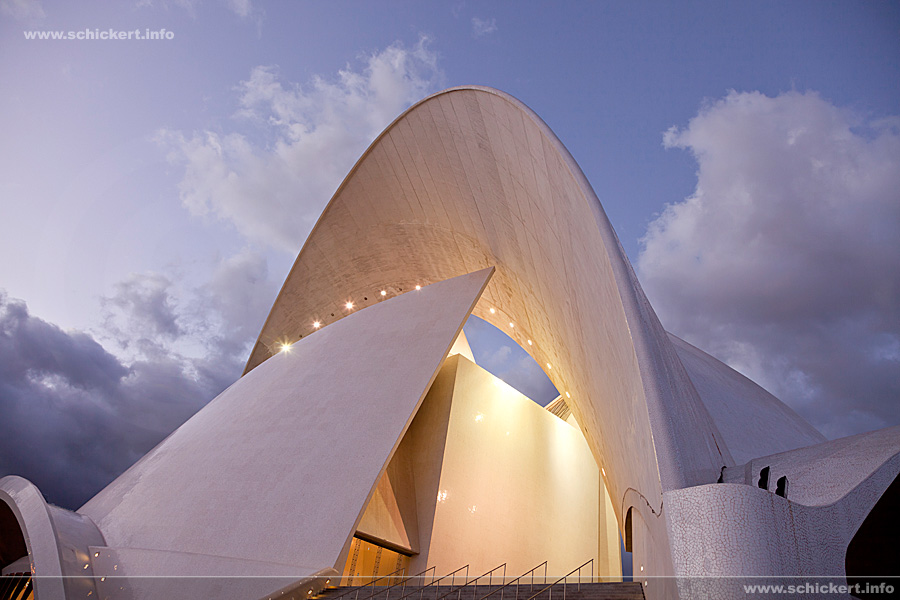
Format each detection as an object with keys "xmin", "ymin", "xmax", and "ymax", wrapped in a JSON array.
[
  {"xmin": 1, "ymin": 37, "xmax": 443, "ymax": 510},
  {"xmin": 638, "ymin": 90, "xmax": 900, "ymax": 439},
  {"xmin": 159, "ymin": 37, "xmax": 443, "ymax": 252},
  {"xmin": 0, "ymin": 250, "xmax": 277, "ymax": 509}
]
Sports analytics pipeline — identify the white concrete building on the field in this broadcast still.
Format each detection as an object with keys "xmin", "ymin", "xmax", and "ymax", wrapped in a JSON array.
[{"xmin": 2, "ymin": 87, "xmax": 898, "ymax": 600}]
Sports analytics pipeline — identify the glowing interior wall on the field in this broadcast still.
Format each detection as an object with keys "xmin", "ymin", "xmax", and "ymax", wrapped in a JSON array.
[{"xmin": 357, "ymin": 354, "xmax": 618, "ymax": 579}]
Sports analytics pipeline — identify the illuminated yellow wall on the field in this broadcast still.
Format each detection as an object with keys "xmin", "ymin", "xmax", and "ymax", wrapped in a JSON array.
[{"xmin": 357, "ymin": 353, "xmax": 619, "ymax": 580}]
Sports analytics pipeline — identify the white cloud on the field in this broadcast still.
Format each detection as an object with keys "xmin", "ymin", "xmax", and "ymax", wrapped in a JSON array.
[
  {"xmin": 158, "ymin": 37, "xmax": 443, "ymax": 253},
  {"xmin": 0, "ymin": 0, "xmax": 45, "ymax": 20},
  {"xmin": 471, "ymin": 16, "xmax": 497, "ymax": 37},
  {"xmin": 98, "ymin": 248, "xmax": 277, "ymax": 365},
  {"xmin": 638, "ymin": 90, "xmax": 900, "ymax": 439},
  {"xmin": 225, "ymin": 0, "xmax": 251, "ymax": 18}
]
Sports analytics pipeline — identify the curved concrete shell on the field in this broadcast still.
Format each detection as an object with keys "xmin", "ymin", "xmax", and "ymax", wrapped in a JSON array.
[
  {"xmin": 247, "ymin": 86, "xmax": 732, "ymax": 510},
  {"xmin": 2, "ymin": 86, "xmax": 897, "ymax": 600}
]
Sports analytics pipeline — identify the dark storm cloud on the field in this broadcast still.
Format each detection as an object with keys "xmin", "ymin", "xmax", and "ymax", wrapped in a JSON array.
[
  {"xmin": 638, "ymin": 90, "xmax": 900, "ymax": 439},
  {"xmin": 0, "ymin": 292, "xmax": 217, "ymax": 508},
  {"xmin": 0, "ymin": 250, "xmax": 277, "ymax": 509},
  {"xmin": 0, "ymin": 295, "xmax": 202, "ymax": 507}
]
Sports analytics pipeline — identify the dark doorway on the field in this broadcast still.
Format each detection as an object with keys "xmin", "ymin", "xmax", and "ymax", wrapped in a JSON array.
[{"xmin": 846, "ymin": 473, "xmax": 900, "ymax": 598}]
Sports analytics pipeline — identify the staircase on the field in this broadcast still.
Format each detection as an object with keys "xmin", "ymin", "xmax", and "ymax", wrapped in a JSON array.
[{"xmin": 314, "ymin": 583, "xmax": 644, "ymax": 600}]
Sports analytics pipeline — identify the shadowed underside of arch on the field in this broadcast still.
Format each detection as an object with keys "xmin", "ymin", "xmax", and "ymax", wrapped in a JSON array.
[{"xmin": 244, "ymin": 86, "xmax": 734, "ymax": 528}]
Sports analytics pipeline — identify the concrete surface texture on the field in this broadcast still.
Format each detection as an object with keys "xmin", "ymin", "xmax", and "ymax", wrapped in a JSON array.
[{"xmin": 1, "ymin": 86, "xmax": 898, "ymax": 600}]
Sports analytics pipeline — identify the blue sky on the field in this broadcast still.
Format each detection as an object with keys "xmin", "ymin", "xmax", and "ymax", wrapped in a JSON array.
[{"xmin": 0, "ymin": 0, "xmax": 898, "ymax": 509}]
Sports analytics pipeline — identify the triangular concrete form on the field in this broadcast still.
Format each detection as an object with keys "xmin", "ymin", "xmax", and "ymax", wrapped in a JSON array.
[{"xmin": 79, "ymin": 267, "xmax": 494, "ymax": 578}]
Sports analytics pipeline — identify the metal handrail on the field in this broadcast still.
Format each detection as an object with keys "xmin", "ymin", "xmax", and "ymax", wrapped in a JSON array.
[
  {"xmin": 430, "ymin": 564, "xmax": 471, "ymax": 600},
  {"xmin": 387, "ymin": 564, "xmax": 470, "ymax": 600},
  {"xmin": 432, "ymin": 563, "xmax": 506, "ymax": 600},
  {"xmin": 524, "ymin": 559, "xmax": 593, "ymax": 600},
  {"xmin": 472, "ymin": 563, "xmax": 506, "ymax": 600},
  {"xmin": 329, "ymin": 565, "xmax": 408, "ymax": 600},
  {"xmin": 477, "ymin": 561, "xmax": 548, "ymax": 600},
  {"xmin": 372, "ymin": 565, "xmax": 438, "ymax": 600},
  {"xmin": 360, "ymin": 565, "xmax": 408, "ymax": 590}
]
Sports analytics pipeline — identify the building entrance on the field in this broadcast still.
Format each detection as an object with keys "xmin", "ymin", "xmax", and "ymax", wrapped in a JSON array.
[{"xmin": 342, "ymin": 536, "xmax": 411, "ymax": 586}]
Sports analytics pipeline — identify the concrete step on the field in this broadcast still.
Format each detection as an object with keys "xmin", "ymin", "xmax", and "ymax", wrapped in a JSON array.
[{"xmin": 316, "ymin": 583, "xmax": 643, "ymax": 600}]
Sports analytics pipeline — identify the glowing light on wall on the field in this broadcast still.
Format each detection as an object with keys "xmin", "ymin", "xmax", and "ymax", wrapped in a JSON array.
[
  {"xmin": 345, "ymin": 301, "xmax": 354, "ymax": 310},
  {"xmin": 489, "ymin": 307, "xmax": 496, "ymax": 314},
  {"xmin": 380, "ymin": 290, "xmax": 387, "ymax": 296},
  {"xmin": 415, "ymin": 285, "xmax": 421, "ymax": 290},
  {"xmin": 279, "ymin": 342, "xmax": 293, "ymax": 353},
  {"xmin": 313, "ymin": 321, "xmax": 321, "ymax": 328}
]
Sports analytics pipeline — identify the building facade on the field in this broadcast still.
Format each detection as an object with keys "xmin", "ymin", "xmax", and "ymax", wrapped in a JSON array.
[{"xmin": 2, "ymin": 86, "xmax": 898, "ymax": 600}]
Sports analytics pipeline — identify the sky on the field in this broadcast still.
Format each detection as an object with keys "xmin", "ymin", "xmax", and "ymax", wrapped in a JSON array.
[{"xmin": 0, "ymin": 0, "xmax": 898, "ymax": 510}]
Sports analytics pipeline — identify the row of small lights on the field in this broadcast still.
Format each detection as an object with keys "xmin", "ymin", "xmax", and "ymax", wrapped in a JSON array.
[
  {"xmin": 277, "ymin": 290, "xmax": 580, "ymax": 440},
  {"xmin": 276, "ymin": 288, "xmax": 614, "ymax": 551},
  {"xmin": 487, "ymin": 306, "xmax": 575, "ymax": 401},
  {"xmin": 279, "ymin": 285, "xmax": 424, "ymax": 353}
]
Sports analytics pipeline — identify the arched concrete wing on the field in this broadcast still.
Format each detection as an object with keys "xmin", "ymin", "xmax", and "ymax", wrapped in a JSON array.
[
  {"xmin": 668, "ymin": 333, "xmax": 825, "ymax": 466},
  {"xmin": 80, "ymin": 269, "xmax": 492, "ymax": 576},
  {"xmin": 244, "ymin": 86, "xmax": 734, "ymax": 526}
]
